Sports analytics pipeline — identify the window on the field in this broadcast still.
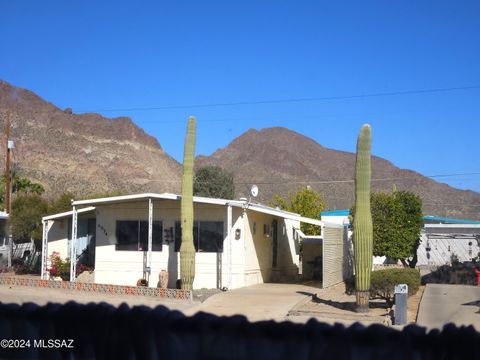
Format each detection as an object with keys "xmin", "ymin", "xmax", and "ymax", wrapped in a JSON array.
[
  {"xmin": 116, "ymin": 220, "xmax": 163, "ymax": 251},
  {"xmin": 175, "ymin": 221, "xmax": 224, "ymax": 253},
  {"xmin": 263, "ymin": 223, "xmax": 271, "ymax": 237}
]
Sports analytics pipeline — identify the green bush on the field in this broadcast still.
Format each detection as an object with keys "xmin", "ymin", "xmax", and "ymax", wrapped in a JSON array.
[{"xmin": 370, "ymin": 268, "xmax": 421, "ymax": 307}]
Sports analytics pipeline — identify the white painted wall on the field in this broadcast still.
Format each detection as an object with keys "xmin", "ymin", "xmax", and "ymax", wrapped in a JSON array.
[
  {"xmin": 94, "ymin": 200, "xmax": 248, "ymax": 289},
  {"xmin": 45, "ymin": 215, "xmax": 95, "ymax": 274},
  {"xmin": 44, "ymin": 199, "xmax": 304, "ymax": 290},
  {"xmin": 243, "ymin": 210, "xmax": 300, "ymax": 286}
]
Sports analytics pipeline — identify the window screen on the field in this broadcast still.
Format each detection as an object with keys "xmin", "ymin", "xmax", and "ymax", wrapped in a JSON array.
[
  {"xmin": 175, "ymin": 221, "xmax": 224, "ymax": 253},
  {"xmin": 116, "ymin": 220, "xmax": 163, "ymax": 251}
]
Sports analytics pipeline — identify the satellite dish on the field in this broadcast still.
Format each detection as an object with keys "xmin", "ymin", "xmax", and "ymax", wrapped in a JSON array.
[{"xmin": 250, "ymin": 184, "xmax": 259, "ymax": 198}]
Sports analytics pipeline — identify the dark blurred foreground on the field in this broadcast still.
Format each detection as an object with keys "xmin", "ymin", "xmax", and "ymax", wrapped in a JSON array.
[{"xmin": 0, "ymin": 301, "xmax": 479, "ymax": 360}]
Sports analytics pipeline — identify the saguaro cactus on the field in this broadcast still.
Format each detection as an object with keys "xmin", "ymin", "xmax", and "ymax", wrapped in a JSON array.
[
  {"xmin": 180, "ymin": 116, "xmax": 196, "ymax": 290},
  {"xmin": 353, "ymin": 124, "xmax": 373, "ymax": 312}
]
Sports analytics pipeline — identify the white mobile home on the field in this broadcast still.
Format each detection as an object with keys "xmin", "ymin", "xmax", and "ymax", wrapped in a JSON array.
[
  {"xmin": 41, "ymin": 193, "xmax": 347, "ymax": 290},
  {"xmin": 418, "ymin": 224, "xmax": 480, "ymax": 266},
  {"xmin": 0, "ymin": 211, "xmax": 7, "ymax": 239},
  {"xmin": 0, "ymin": 211, "xmax": 9, "ymax": 265}
]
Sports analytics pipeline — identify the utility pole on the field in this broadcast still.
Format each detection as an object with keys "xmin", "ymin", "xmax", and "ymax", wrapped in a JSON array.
[
  {"xmin": 3, "ymin": 110, "xmax": 13, "ymax": 269},
  {"xmin": 4, "ymin": 110, "xmax": 11, "ymax": 214}
]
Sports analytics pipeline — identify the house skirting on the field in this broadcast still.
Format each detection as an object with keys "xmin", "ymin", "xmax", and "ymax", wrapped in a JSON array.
[{"xmin": 0, "ymin": 275, "xmax": 192, "ymax": 301}]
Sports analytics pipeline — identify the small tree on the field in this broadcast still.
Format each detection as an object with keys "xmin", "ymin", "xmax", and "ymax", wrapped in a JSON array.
[
  {"xmin": 352, "ymin": 190, "xmax": 423, "ymax": 267},
  {"xmin": 193, "ymin": 166, "xmax": 235, "ymax": 199},
  {"xmin": 48, "ymin": 192, "xmax": 76, "ymax": 215},
  {"xmin": 271, "ymin": 187, "xmax": 325, "ymax": 235},
  {"xmin": 9, "ymin": 194, "xmax": 48, "ymax": 244},
  {"xmin": 0, "ymin": 172, "xmax": 44, "ymax": 210}
]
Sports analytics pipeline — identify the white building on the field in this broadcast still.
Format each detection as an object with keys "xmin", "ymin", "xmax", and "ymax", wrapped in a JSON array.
[
  {"xmin": 418, "ymin": 218, "xmax": 480, "ymax": 266},
  {"xmin": 0, "ymin": 211, "xmax": 9, "ymax": 265},
  {"xmin": 41, "ymin": 193, "xmax": 348, "ymax": 290},
  {"xmin": 321, "ymin": 210, "xmax": 480, "ymax": 267}
]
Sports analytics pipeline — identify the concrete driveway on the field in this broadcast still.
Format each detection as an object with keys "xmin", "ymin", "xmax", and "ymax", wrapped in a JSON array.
[
  {"xmin": 417, "ymin": 284, "xmax": 480, "ymax": 331},
  {"xmin": 184, "ymin": 283, "xmax": 316, "ymax": 322}
]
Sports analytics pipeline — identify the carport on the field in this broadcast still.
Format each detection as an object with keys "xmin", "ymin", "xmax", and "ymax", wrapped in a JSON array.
[{"xmin": 296, "ymin": 222, "xmax": 351, "ymax": 288}]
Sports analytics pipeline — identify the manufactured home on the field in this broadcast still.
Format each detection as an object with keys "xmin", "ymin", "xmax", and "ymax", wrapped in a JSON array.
[
  {"xmin": 321, "ymin": 210, "xmax": 480, "ymax": 267},
  {"xmin": 418, "ymin": 216, "xmax": 480, "ymax": 266},
  {"xmin": 41, "ymin": 193, "xmax": 348, "ymax": 290},
  {"xmin": 0, "ymin": 211, "xmax": 8, "ymax": 265}
]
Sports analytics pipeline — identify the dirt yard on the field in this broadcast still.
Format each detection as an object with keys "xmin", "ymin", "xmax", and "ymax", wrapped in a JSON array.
[{"xmin": 288, "ymin": 282, "xmax": 425, "ymax": 327}]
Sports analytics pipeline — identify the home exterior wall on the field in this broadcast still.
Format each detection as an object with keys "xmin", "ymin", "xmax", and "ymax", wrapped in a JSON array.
[
  {"xmin": 43, "ymin": 198, "xmax": 317, "ymax": 290},
  {"xmin": 0, "ymin": 218, "xmax": 8, "ymax": 265},
  {"xmin": 94, "ymin": 200, "xmax": 247, "ymax": 290},
  {"xmin": 46, "ymin": 219, "xmax": 69, "ymax": 262},
  {"xmin": 243, "ymin": 210, "xmax": 300, "ymax": 286},
  {"xmin": 0, "ymin": 219, "xmax": 6, "ymax": 239},
  {"xmin": 275, "ymin": 217, "xmax": 301, "ymax": 279},
  {"xmin": 45, "ymin": 214, "xmax": 95, "ymax": 272},
  {"xmin": 244, "ymin": 211, "xmax": 272, "ymax": 286},
  {"xmin": 302, "ymin": 238, "xmax": 323, "ymax": 280}
]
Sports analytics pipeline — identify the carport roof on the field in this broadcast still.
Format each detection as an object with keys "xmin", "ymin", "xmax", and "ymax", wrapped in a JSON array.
[
  {"xmin": 42, "ymin": 207, "xmax": 96, "ymax": 221},
  {"xmin": 423, "ymin": 215, "xmax": 480, "ymax": 224}
]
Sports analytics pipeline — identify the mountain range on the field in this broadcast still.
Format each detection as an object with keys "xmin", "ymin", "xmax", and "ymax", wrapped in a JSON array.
[
  {"xmin": 1, "ymin": 80, "xmax": 479, "ymax": 220},
  {"xmin": 0, "ymin": 80, "xmax": 181, "ymax": 197}
]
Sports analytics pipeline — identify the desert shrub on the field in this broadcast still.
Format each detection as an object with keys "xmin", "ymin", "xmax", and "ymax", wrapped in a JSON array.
[
  {"xmin": 48, "ymin": 252, "xmax": 93, "ymax": 281},
  {"xmin": 370, "ymin": 268, "xmax": 421, "ymax": 306},
  {"xmin": 48, "ymin": 252, "xmax": 71, "ymax": 280},
  {"xmin": 421, "ymin": 262, "xmax": 478, "ymax": 285}
]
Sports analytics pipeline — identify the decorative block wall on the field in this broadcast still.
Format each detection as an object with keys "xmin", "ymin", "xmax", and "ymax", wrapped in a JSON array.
[{"xmin": 0, "ymin": 275, "xmax": 192, "ymax": 301}]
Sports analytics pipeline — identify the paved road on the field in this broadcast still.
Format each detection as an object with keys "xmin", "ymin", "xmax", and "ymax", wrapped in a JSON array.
[
  {"xmin": 417, "ymin": 284, "xmax": 480, "ymax": 331},
  {"xmin": 0, "ymin": 284, "xmax": 194, "ymax": 312},
  {"xmin": 0, "ymin": 283, "xmax": 318, "ymax": 323}
]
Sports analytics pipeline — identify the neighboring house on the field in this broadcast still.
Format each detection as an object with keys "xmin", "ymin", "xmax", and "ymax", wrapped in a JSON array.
[
  {"xmin": 320, "ymin": 210, "xmax": 351, "ymax": 227},
  {"xmin": 321, "ymin": 209, "xmax": 480, "ymax": 266},
  {"xmin": 41, "ymin": 193, "xmax": 348, "ymax": 290},
  {"xmin": 0, "ymin": 211, "xmax": 8, "ymax": 265},
  {"xmin": 418, "ymin": 216, "xmax": 480, "ymax": 266},
  {"xmin": 0, "ymin": 211, "xmax": 7, "ymax": 239}
]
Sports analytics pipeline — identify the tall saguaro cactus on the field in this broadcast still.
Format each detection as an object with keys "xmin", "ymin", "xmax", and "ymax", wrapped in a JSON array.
[
  {"xmin": 180, "ymin": 116, "xmax": 196, "ymax": 290},
  {"xmin": 353, "ymin": 124, "xmax": 373, "ymax": 312}
]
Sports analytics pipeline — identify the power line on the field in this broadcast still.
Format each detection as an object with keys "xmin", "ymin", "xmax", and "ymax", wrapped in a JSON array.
[
  {"xmin": 74, "ymin": 85, "xmax": 480, "ymax": 113},
  {"xmin": 233, "ymin": 171, "xmax": 480, "ymax": 185},
  {"xmin": 139, "ymin": 172, "xmax": 480, "ymax": 185}
]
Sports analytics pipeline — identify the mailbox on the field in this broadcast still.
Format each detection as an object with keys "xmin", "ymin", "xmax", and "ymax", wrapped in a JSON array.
[{"xmin": 394, "ymin": 284, "xmax": 408, "ymax": 325}]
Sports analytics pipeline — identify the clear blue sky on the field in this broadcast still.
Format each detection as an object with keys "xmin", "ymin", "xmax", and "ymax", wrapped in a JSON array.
[{"xmin": 1, "ymin": 1, "xmax": 479, "ymax": 192}]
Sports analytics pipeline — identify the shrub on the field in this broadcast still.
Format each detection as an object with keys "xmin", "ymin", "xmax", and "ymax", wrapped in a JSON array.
[
  {"xmin": 48, "ymin": 252, "xmax": 93, "ymax": 281},
  {"xmin": 48, "ymin": 252, "xmax": 71, "ymax": 280},
  {"xmin": 421, "ymin": 262, "xmax": 477, "ymax": 285},
  {"xmin": 370, "ymin": 268, "xmax": 421, "ymax": 307}
]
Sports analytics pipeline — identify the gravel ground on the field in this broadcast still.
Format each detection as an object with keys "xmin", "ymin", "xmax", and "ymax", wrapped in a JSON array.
[{"xmin": 287, "ymin": 283, "xmax": 425, "ymax": 327}]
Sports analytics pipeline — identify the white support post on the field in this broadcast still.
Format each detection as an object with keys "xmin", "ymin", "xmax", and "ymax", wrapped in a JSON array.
[
  {"xmin": 147, "ymin": 198, "xmax": 153, "ymax": 284},
  {"xmin": 70, "ymin": 206, "xmax": 78, "ymax": 282},
  {"xmin": 227, "ymin": 205, "xmax": 232, "ymax": 290},
  {"xmin": 41, "ymin": 220, "xmax": 48, "ymax": 280}
]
